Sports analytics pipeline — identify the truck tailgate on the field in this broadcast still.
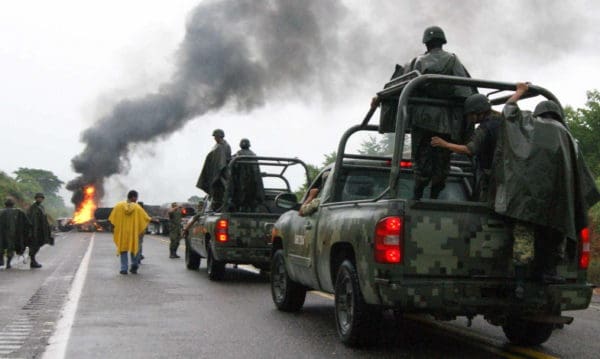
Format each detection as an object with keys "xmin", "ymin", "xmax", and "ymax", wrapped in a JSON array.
[
  {"xmin": 403, "ymin": 200, "xmax": 513, "ymax": 278},
  {"xmin": 228, "ymin": 213, "xmax": 280, "ymax": 247}
]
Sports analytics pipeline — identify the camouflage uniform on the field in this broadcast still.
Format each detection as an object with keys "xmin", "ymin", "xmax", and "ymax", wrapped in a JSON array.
[
  {"xmin": 465, "ymin": 112, "xmax": 502, "ymax": 202},
  {"xmin": 168, "ymin": 207, "xmax": 183, "ymax": 258},
  {"xmin": 230, "ymin": 147, "xmax": 265, "ymax": 212},
  {"xmin": 404, "ymin": 48, "xmax": 475, "ymax": 199}
]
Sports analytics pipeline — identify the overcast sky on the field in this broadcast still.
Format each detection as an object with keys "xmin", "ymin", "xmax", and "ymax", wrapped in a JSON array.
[{"xmin": 1, "ymin": 0, "xmax": 599, "ymax": 208}]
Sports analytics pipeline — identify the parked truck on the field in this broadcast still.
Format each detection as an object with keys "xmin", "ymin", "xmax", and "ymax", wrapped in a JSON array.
[
  {"xmin": 270, "ymin": 73, "xmax": 595, "ymax": 346},
  {"xmin": 185, "ymin": 156, "xmax": 310, "ymax": 280}
]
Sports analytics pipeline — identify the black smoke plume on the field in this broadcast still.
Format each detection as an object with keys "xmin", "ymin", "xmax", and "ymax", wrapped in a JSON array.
[{"xmin": 67, "ymin": 0, "xmax": 353, "ymax": 204}]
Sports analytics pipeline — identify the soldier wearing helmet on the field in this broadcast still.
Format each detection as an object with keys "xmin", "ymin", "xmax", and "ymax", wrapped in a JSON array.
[
  {"xmin": 384, "ymin": 26, "xmax": 475, "ymax": 199},
  {"xmin": 230, "ymin": 138, "xmax": 264, "ymax": 212},
  {"xmin": 493, "ymin": 82, "xmax": 600, "ymax": 297},
  {"xmin": 236, "ymin": 138, "xmax": 254, "ymax": 156},
  {"xmin": 431, "ymin": 93, "xmax": 502, "ymax": 201},
  {"xmin": 196, "ymin": 129, "xmax": 232, "ymax": 211}
]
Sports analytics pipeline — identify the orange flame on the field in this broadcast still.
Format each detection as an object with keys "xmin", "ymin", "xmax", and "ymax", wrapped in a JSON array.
[{"xmin": 72, "ymin": 186, "xmax": 98, "ymax": 224}]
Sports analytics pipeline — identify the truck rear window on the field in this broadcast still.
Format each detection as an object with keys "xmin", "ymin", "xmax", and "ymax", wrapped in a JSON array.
[{"xmin": 336, "ymin": 168, "xmax": 469, "ymax": 202}]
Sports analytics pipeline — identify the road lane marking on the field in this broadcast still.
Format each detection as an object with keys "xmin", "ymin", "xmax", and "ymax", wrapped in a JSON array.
[
  {"xmin": 41, "ymin": 233, "xmax": 94, "ymax": 359},
  {"xmin": 308, "ymin": 291, "xmax": 557, "ymax": 359}
]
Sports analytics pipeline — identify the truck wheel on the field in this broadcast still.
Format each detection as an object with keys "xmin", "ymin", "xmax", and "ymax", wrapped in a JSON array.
[
  {"xmin": 185, "ymin": 240, "xmax": 201, "ymax": 270},
  {"xmin": 502, "ymin": 318, "xmax": 554, "ymax": 345},
  {"xmin": 271, "ymin": 249, "xmax": 306, "ymax": 312},
  {"xmin": 207, "ymin": 247, "xmax": 225, "ymax": 281},
  {"xmin": 334, "ymin": 260, "xmax": 381, "ymax": 347}
]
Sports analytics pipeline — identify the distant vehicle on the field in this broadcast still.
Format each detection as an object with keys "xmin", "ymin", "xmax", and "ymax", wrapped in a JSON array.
[
  {"xmin": 56, "ymin": 217, "xmax": 73, "ymax": 232},
  {"xmin": 270, "ymin": 73, "xmax": 594, "ymax": 347},
  {"xmin": 185, "ymin": 156, "xmax": 310, "ymax": 281}
]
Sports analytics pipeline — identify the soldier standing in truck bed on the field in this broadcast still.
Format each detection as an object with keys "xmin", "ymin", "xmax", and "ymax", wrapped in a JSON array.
[
  {"xmin": 230, "ymin": 138, "xmax": 264, "ymax": 212},
  {"xmin": 404, "ymin": 26, "xmax": 476, "ymax": 199},
  {"xmin": 196, "ymin": 129, "xmax": 232, "ymax": 211}
]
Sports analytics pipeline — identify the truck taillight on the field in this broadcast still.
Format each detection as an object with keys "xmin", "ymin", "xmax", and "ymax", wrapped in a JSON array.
[
  {"xmin": 216, "ymin": 219, "xmax": 229, "ymax": 243},
  {"xmin": 579, "ymin": 227, "xmax": 591, "ymax": 269},
  {"xmin": 374, "ymin": 216, "xmax": 403, "ymax": 264}
]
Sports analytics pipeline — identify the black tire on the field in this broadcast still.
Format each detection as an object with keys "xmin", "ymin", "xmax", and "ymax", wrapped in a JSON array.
[
  {"xmin": 185, "ymin": 240, "xmax": 201, "ymax": 270},
  {"xmin": 207, "ymin": 246, "xmax": 225, "ymax": 281},
  {"xmin": 502, "ymin": 318, "xmax": 554, "ymax": 346},
  {"xmin": 334, "ymin": 260, "xmax": 381, "ymax": 347},
  {"xmin": 271, "ymin": 250, "xmax": 307, "ymax": 312}
]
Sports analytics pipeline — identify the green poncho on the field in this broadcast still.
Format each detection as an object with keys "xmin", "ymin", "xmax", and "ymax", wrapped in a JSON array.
[{"xmin": 493, "ymin": 103, "xmax": 600, "ymax": 239}]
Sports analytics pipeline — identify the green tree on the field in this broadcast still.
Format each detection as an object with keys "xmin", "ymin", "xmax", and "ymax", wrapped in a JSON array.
[
  {"xmin": 358, "ymin": 134, "xmax": 394, "ymax": 156},
  {"xmin": 14, "ymin": 168, "xmax": 64, "ymax": 198},
  {"xmin": 295, "ymin": 152, "xmax": 337, "ymax": 198},
  {"xmin": 187, "ymin": 195, "xmax": 203, "ymax": 204},
  {"xmin": 13, "ymin": 168, "xmax": 69, "ymax": 220},
  {"xmin": 565, "ymin": 90, "xmax": 600, "ymax": 176}
]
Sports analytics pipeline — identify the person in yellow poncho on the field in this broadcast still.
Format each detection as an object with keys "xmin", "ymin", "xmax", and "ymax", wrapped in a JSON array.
[{"xmin": 108, "ymin": 190, "xmax": 151, "ymax": 275}]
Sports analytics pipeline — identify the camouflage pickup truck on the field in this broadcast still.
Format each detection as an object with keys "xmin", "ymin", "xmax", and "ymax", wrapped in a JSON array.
[
  {"xmin": 185, "ymin": 156, "xmax": 309, "ymax": 281},
  {"xmin": 270, "ymin": 74, "xmax": 595, "ymax": 346}
]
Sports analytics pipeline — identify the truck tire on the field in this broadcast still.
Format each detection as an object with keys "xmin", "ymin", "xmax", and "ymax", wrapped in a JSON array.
[
  {"xmin": 334, "ymin": 260, "xmax": 381, "ymax": 347},
  {"xmin": 207, "ymin": 246, "xmax": 225, "ymax": 281},
  {"xmin": 185, "ymin": 240, "xmax": 201, "ymax": 270},
  {"xmin": 502, "ymin": 318, "xmax": 554, "ymax": 345},
  {"xmin": 271, "ymin": 249, "xmax": 306, "ymax": 312}
]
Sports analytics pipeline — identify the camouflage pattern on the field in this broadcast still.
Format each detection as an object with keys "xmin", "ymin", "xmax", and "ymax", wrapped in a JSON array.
[
  {"xmin": 272, "ymin": 160, "xmax": 591, "ymax": 323},
  {"xmin": 299, "ymin": 198, "xmax": 320, "ymax": 217},
  {"xmin": 168, "ymin": 208, "xmax": 183, "ymax": 252},
  {"xmin": 512, "ymin": 222, "xmax": 535, "ymax": 265},
  {"xmin": 187, "ymin": 211, "xmax": 279, "ymax": 267},
  {"xmin": 196, "ymin": 140, "xmax": 232, "ymax": 211}
]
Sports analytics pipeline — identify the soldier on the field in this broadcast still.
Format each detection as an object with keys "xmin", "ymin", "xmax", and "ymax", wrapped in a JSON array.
[
  {"xmin": 230, "ymin": 138, "xmax": 264, "ymax": 212},
  {"xmin": 406, "ymin": 26, "xmax": 476, "ymax": 199},
  {"xmin": 494, "ymin": 82, "xmax": 600, "ymax": 297},
  {"xmin": 0, "ymin": 198, "xmax": 31, "ymax": 269},
  {"xmin": 430, "ymin": 93, "xmax": 502, "ymax": 201},
  {"xmin": 108, "ymin": 190, "xmax": 151, "ymax": 274},
  {"xmin": 168, "ymin": 202, "xmax": 183, "ymax": 258},
  {"xmin": 236, "ymin": 138, "xmax": 255, "ymax": 156},
  {"xmin": 26, "ymin": 193, "xmax": 53, "ymax": 269},
  {"xmin": 196, "ymin": 129, "xmax": 232, "ymax": 211}
]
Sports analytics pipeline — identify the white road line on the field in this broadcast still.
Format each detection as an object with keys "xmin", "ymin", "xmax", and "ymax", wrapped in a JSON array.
[{"xmin": 41, "ymin": 233, "xmax": 94, "ymax": 359}]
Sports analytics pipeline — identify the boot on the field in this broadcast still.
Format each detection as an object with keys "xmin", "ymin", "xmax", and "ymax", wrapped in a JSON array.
[
  {"xmin": 169, "ymin": 249, "xmax": 179, "ymax": 259},
  {"xmin": 513, "ymin": 264, "xmax": 526, "ymax": 300},
  {"xmin": 6, "ymin": 256, "xmax": 12, "ymax": 269},
  {"xmin": 30, "ymin": 256, "xmax": 42, "ymax": 269}
]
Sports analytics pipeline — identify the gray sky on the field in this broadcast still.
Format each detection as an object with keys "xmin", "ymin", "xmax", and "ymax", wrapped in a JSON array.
[{"xmin": 1, "ymin": 0, "xmax": 599, "ymax": 208}]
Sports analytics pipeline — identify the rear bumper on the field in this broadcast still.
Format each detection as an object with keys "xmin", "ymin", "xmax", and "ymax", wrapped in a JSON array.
[
  {"xmin": 213, "ymin": 246, "xmax": 271, "ymax": 266},
  {"xmin": 374, "ymin": 279, "xmax": 593, "ymax": 314}
]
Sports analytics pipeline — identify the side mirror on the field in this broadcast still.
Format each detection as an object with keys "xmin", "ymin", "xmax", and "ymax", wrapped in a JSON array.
[{"xmin": 275, "ymin": 193, "xmax": 300, "ymax": 211}]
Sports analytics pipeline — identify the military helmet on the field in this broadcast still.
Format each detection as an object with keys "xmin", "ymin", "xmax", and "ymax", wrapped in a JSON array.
[
  {"xmin": 422, "ymin": 26, "xmax": 447, "ymax": 44},
  {"xmin": 212, "ymin": 129, "xmax": 225, "ymax": 138},
  {"xmin": 34, "ymin": 192, "xmax": 45, "ymax": 199},
  {"xmin": 533, "ymin": 100, "xmax": 563, "ymax": 120},
  {"xmin": 240, "ymin": 138, "xmax": 251, "ymax": 149},
  {"xmin": 4, "ymin": 197, "xmax": 15, "ymax": 207},
  {"xmin": 464, "ymin": 94, "xmax": 491, "ymax": 114}
]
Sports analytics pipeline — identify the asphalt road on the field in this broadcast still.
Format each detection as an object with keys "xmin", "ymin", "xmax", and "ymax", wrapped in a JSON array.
[{"xmin": 1, "ymin": 232, "xmax": 599, "ymax": 358}]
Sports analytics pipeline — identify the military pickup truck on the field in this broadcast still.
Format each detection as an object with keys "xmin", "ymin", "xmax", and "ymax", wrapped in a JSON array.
[
  {"xmin": 185, "ymin": 156, "xmax": 309, "ymax": 281},
  {"xmin": 270, "ymin": 73, "xmax": 595, "ymax": 346}
]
